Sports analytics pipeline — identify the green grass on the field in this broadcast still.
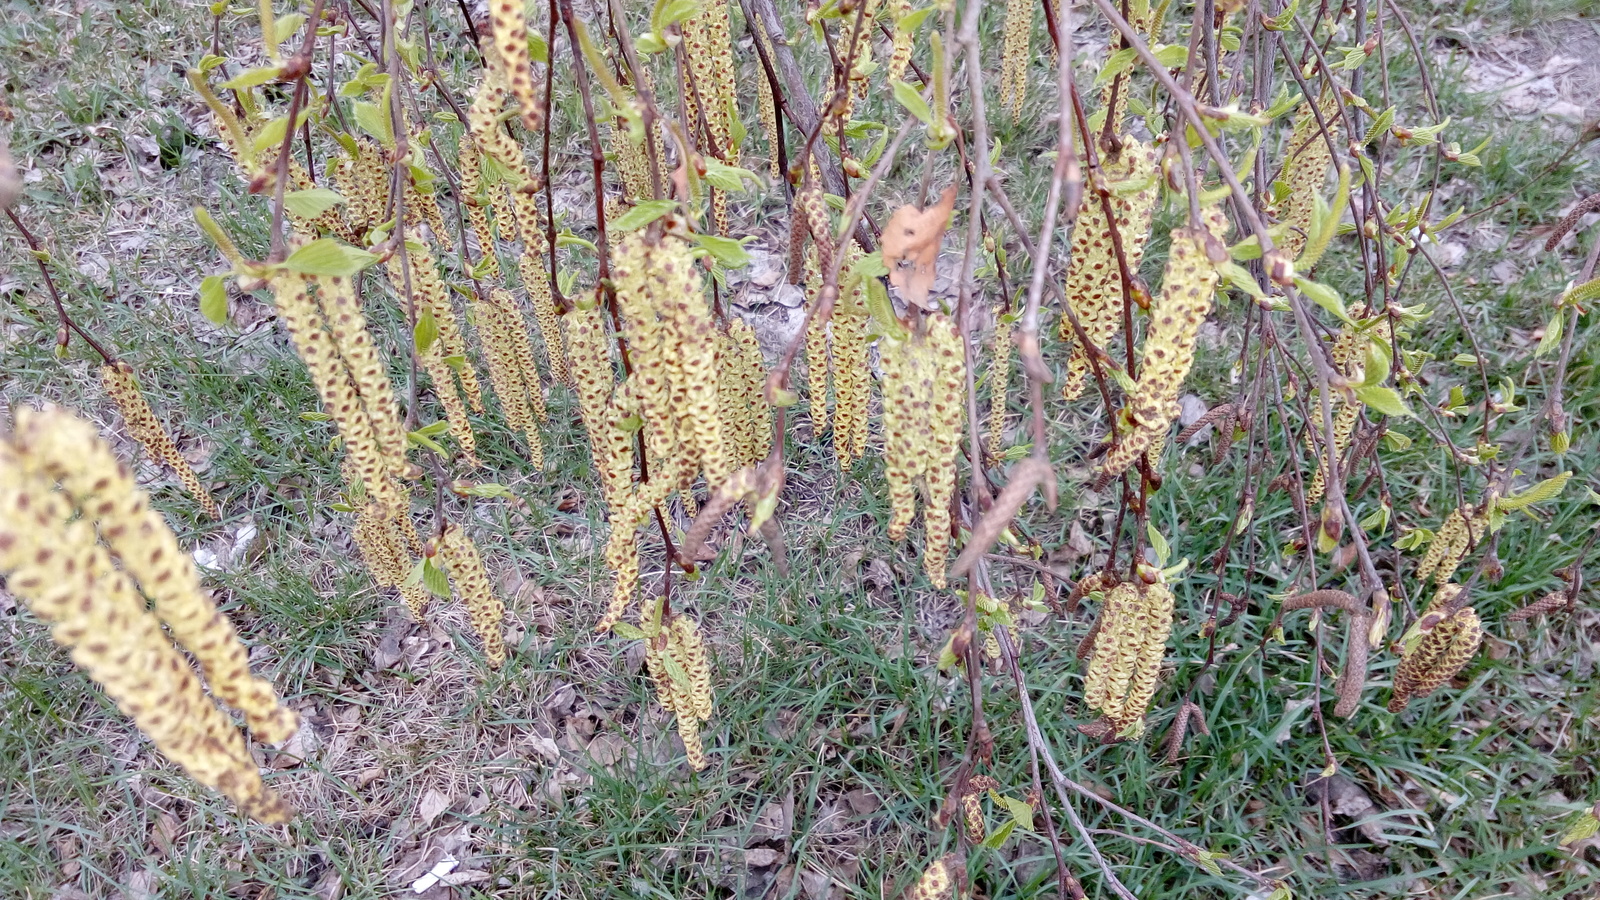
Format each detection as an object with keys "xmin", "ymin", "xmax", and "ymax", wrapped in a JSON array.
[{"xmin": 3, "ymin": 0, "xmax": 1600, "ymax": 898}]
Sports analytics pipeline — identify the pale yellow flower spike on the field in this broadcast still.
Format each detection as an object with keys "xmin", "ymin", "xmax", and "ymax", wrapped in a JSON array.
[
  {"xmin": 1000, "ymin": 0, "xmax": 1033, "ymax": 121},
  {"xmin": 488, "ymin": 0, "xmax": 542, "ymax": 134},
  {"xmin": 456, "ymin": 136, "xmax": 502, "ymax": 281},
  {"xmin": 316, "ymin": 274, "xmax": 418, "ymax": 479},
  {"xmin": 1, "ymin": 408, "xmax": 295, "ymax": 823},
  {"xmin": 886, "ymin": 0, "xmax": 914, "ymax": 84},
  {"xmin": 1276, "ymin": 90, "xmax": 1342, "ymax": 260},
  {"xmin": 439, "ymin": 523, "xmax": 507, "ymax": 668},
  {"xmin": 100, "ymin": 362, "xmax": 219, "ymax": 519},
  {"xmin": 272, "ymin": 274, "xmax": 406, "ymax": 513},
  {"xmin": 879, "ymin": 314, "xmax": 965, "ymax": 587},
  {"xmin": 1059, "ymin": 141, "xmax": 1160, "ymax": 399},
  {"xmin": 831, "ymin": 255, "xmax": 872, "ymax": 469},
  {"xmin": 1082, "ymin": 578, "xmax": 1173, "ymax": 734},
  {"xmin": 1096, "ymin": 224, "xmax": 1221, "ymax": 483}
]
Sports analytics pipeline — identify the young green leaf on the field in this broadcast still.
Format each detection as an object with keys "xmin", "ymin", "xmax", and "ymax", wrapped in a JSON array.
[
  {"xmin": 283, "ymin": 239, "xmax": 381, "ymax": 277},
  {"xmin": 199, "ymin": 274, "xmax": 229, "ymax": 325}
]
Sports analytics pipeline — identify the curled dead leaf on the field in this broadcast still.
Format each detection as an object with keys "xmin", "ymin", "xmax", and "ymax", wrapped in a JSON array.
[{"xmin": 882, "ymin": 185, "xmax": 958, "ymax": 309}]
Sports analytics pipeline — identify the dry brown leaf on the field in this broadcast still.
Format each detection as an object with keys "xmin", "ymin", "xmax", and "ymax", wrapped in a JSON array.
[{"xmin": 882, "ymin": 185, "xmax": 958, "ymax": 309}]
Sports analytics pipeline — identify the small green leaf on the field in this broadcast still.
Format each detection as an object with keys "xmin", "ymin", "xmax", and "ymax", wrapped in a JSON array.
[
  {"xmin": 273, "ymin": 12, "xmax": 307, "ymax": 44},
  {"xmin": 609, "ymin": 621, "xmax": 646, "ymax": 640},
  {"xmin": 1146, "ymin": 522, "xmax": 1171, "ymax": 568},
  {"xmin": 282, "ymin": 187, "xmax": 346, "ymax": 219},
  {"xmin": 1354, "ymin": 385, "xmax": 1412, "ymax": 417},
  {"xmin": 218, "ymin": 65, "xmax": 284, "ymax": 90},
  {"xmin": 609, "ymin": 199, "xmax": 677, "ymax": 233},
  {"xmin": 1294, "ymin": 276, "xmax": 1352, "ymax": 324},
  {"xmin": 890, "ymin": 80, "xmax": 932, "ymax": 125},
  {"xmin": 1535, "ymin": 309, "xmax": 1564, "ymax": 358},
  {"xmin": 693, "ymin": 233, "xmax": 752, "ymax": 268},
  {"xmin": 528, "ymin": 31, "xmax": 548, "ymax": 64},
  {"xmin": 702, "ymin": 158, "xmax": 760, "ymax": 192},
  {"xmin": 300, "ymin": 411, "xmax": 333, "ymax": 422},
  {"xmin": 414, "ymin": 304, "xmax": 439, "ymax": 354},
  {"xmin": 980, "ymin": 818, "xmax": 1017, "ymax": 849},
  {"xmin": 351, "ymin": 99, "xmax": 394, "ymax": 147},
  {"xmin": 993, "ymin": 792, "xmax": 1035, "ymax": 831},
  {"xmin": 283, "ymin": 239, "xmax": 381, "ymax": 277},
  {"xmin": 422, "ymin": 556, "xmax": 452, "ymax": 599},
  {"xmin": 199, "ymin": 274, "xmax": 229, "ymax": 325},
  {"xmin": 865, "ymin": 277, "xmax": 907, "ymax": 341}
]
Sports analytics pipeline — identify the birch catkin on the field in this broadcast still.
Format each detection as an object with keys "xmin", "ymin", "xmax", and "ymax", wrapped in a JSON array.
[
  {"xmin": 1059, "ymin": 141, "xmax": 1160, "ymax": 400},
  {"xmin": 1, "ymin": 407, "xmax": 296, "ymax": 823},
  {"xmin": 1097, "ymin": 224, "xmax": 1221, "ymax": 482},
  {"xmin": 100, "ymin": 362, "xmax": 219, "ymax": 518},
  {"xmin": 438, "ymin": 523, "xmax": 507, "ymax": 668}
]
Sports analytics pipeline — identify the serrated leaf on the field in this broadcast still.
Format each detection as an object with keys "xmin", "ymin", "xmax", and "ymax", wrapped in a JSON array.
[
  {"xmin": 282, "ymin": 187, "xmax": 345, "ymax": 219},
  {"xmin": 897, "ymin": 6, "xmax": 935, "ymax": 32},
  {"xmin": 528, "ymin": 31, "xmax": 548, "ymax": 64},
  {"xmin": 351, "ymin": 99, "xmax": 394, "ymax": 146},
  {"xmin": 199, "ymin": 274, "xmax": 229, "ymax": 325},
  {"xmin": 283, "ymin": 238, "xmax": 381, "ymax": 276},
  {"xmin": 300, "ymin": 411, "xmax": 332, "ymax": 422},
  {"xmin": 1094, "ymin": 47, "xmax": 1139, "ymax": 87},
  {"xmin": 1193, "ymin": 850, "xmax": 1223, "ymax": 877},
  {"xmin": 249, "ymin": 115, "xmax": 290, "ymax": 156},
  {"xmin": 891, "ymin": 80, "xmax": 932, "ymax": 125},
  {"xmin": 273, "ymin": 12, "xmax": 307, "ymax": 44},
  {"xmin": 462, "ymin": 481, "xmax": 515, "ymax": 499},
  {"xmin": 703, "ymin": 158, "xmax": 759, "ymax": 192},
  {"xmin": 610, "ymin": 199, "xmax": 676, "ymax": 233},
  {"xmin": 992, "ymin": 792, "xmax": 1035, "ymax": 831},
  {"xmin": 1354, "ymin": 384, "xmax": 1412, "ymax": 417},
  {"xmin": 865, "ymin": 276, "xmax": 907, "ymax": 341}
]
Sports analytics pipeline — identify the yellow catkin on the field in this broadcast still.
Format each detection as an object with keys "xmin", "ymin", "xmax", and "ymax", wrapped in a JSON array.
[
  {"xmin": 487, "ymin": 0, "xmax": 541, "ymax": 134},
  {"xmin": 802, "ymin": 247, "xmax": 833, "ymax": 436},
  {"xmin": 1305, "ymin": 328, "xmax": 1364, "ymax": 505},
  {"xmin": 566, "ymin": 300, "xmax": 635, "ymax": 511},
  {"xmin": 475, "ymin": 287, "xmax": 546, "ymax": 468},
  {"xmin": 272, "ymin": 273, "xmax": 406, "ymax": 513},
  {"xmin": 1415, "ymin": 506, "xmax": 1484, "ymax": 585},
  {"xmin": 751, "ymin": 22, "xmax": 781, "ymax": 179},
  {"xmin": 14, "ymin": 407, "xmax": 298, "ymax": 741},
  {"xmin": 1276, "ymin": 90, "xmax": 1342, "ymax": 260},
  {"xmin": 1389, "ymin": 604, "xmax": 1482, "ymax": 712},
  {"xmin": 1097, "ymin": 225, "xmax": 1220, "ymax": 482},
  {"xmin": 645, "ymin": 614, "xmax": 713, "ymax": 770},
  {"xmin": 438, "ymin": 523, "xmax": 506, "ymax": 668},
  {"xmin": 1083, "ymin": 579, "xmax": 1173, "ymax": 733},
  {"xmin": 332, "ymin": 139, "xmax": 388, "ymax": 243},
  {"xmin": 456, "ymin": 136, "xmax": 503, "ymax": 281},
  {"xmin": 673, "ymin": 615, "xmax": 714, "ymax": 720},
  {"xmin": 1, "ymin": 408, "xmax": 295, "ymax": 823},
  {"xmin": 679, "ymin": 0, "xmax": 738, "ymax": 234},
  {"xmin": 831, "ymin": 251, "xmax": 872, "ymax": 468},
  {"xmin": 880, "ymin": 314, "xmax": 964, "ymax": 587},
  {"xmin": 908, "ymin": 855, "xmax": 956, "ymax": 900},
  {"xmin": 388, "ymin": 245, "xmax": 483, "ymax": 465},
  {"xmin": 100, "ymin": 363, "xmax": 219, "ymax": 518},
  {"xmin": 1059, "ymin": 140, "xmax": 1160, "ymax": 399},
  {"xmin": 999, "ymin": 0, "xmax": 1033, "ymax": 121},
  {"xmin": 886, "ymin": 0, "xmax": 915, "ymax": 84},
  {"xmin": 613, "ymin": 231, "xmax": 726, "ymax": 488},
  {"xmin": 718, "ymin": 318, "xmax": 771, "ymax": 468},
  {"xmin": 962, "ymin": 792, "xmax": 986, "ymax": 842},
  {"xmin": 316, "ymin": 274, "xmax": 417, "ymax": 480},
  {"xmin": 986, "ymin": 322, "xmax": 1012, "ymax": 460},
  {"xmin": 348, "ymin": 467, "xmax": 427, "ymax": 621},
  {"xmin": 505, "ymin": 189, "xmax": 567, "ymax": 385}
]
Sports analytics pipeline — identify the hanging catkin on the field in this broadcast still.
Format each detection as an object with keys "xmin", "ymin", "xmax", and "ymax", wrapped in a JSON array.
[
  {"xmin": 1, "ymin": 406, "xmax": 296, "ymax": 823},
  {"xmin": 100, "ymin": 362, "xmax": 219, "ymax": 518}
]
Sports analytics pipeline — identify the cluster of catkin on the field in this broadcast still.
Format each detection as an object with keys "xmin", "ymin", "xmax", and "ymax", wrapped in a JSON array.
[
  {"xmin": 437, "ymin": 523, "xmax": 508, "ymax": 668},
  {"xmin": 1276, "ymin": 90, "xmax": 1342, "ymax": 260},
  {"xmin": 1081, "ymin": 576, "xmax": 1175, "ymax": 736},
  {"xmin": 582, "ymin": 234, "xmax": 717, "ymax": 630},
  {"xmin": 680, "ymin": 0, "xmax": 739, "ymax": 234},
  {"xmin": 1058, "ymin": 140, "xmax": 1161, "ymax": 401},
  {"xmin": 1415, "ymin": 505, "xmax": 1487, "ymax": 585},
  {"xmin": 0, "ymin": 407, "xmax": 297, "ymax": 822},
  {"xmin": 802, "ymin": 245, "xmax": 872, "ymax": 468},
  {"xmin": 880, "ymin": 314, "xmax": 965, "ymax": 588},
  {"xmin": 1304, "ymin": 327, "xmax": 1364, "ymax": 506},
  {"xmin": 642, "ymin": 606, "xmax": 715, "ymax": 770},
  {"xmin": 269, "ymin": 271, "xmax": 430, "ymax": 617},
  {"xmin": 464, "ymin": 52, "xmax": 565, "ymax": 385},
  {"xmin": 999, "ymin": 0, "xmax": 1033, "ymax": 120},
  {"xmin": 99, "ymin": 362, "xmax": 218, "ymax": 518},
  {"xmin": 1097, "ymin": 217, "xmax": 1223, "ymax": 481},
  {"xmin": 1389, "ymin": 585, "xmax": 1482, "ymax": 712}
]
